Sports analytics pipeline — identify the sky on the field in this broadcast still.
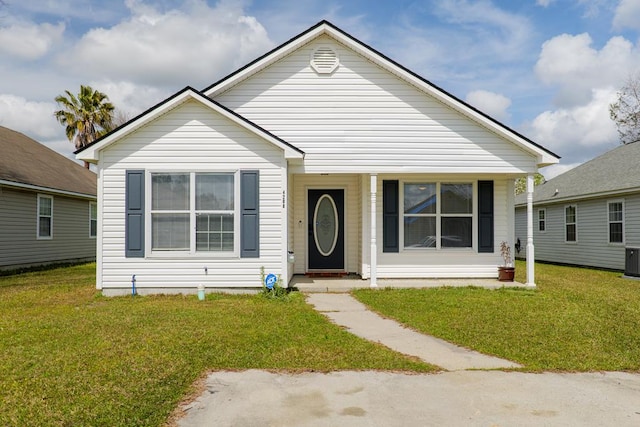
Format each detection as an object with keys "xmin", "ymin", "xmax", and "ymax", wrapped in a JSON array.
[{"xmin": 1, "ymin": 0, "xmax": 640, "ymax": 179}]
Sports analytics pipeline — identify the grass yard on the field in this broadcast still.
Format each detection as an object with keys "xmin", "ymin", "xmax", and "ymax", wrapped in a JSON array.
[
  {"xmin": 0, "ymin": 264, "xmax": 433, "ymax": 427},
  {"xmin": 354, "ymin": 260, "xmax": 640, "ymax": 372}
]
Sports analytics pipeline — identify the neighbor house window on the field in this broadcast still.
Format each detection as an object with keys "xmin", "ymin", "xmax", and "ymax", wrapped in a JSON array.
[
  {"xmin": 150, "ymin": 172, "xmax": 236, "ymax": 254},
  {"xmin": 89, "ymin": 202, "xmax": 97, "ymax": 238},
  {"xmin": 37, "ymin": 194, "xmax": 53, "ymax": 239},
  {"xmin": 538, "ymin": 209, "xmax": 546, "ymax": 232},
  {"xmin": 608, "ymin": 201, "xmax": 624, "ymax": 244},
  {"xmin": 565, "ymin": 205, "xmax": 577, "ymax": 242},
  {"xmin": 403, "ymin": 182, "xmax": 472, "ymax": 249}
]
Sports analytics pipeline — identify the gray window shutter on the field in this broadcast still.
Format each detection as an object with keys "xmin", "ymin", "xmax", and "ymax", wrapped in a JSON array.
[
  {"xmin": 383, "ymin": 180, "xmax": 399, "ymax": 253},
  {"xmin": 478, "ymin": 180, "xmax": 494, "ymax": 253},
  {"xmin": 240, "ymin": 170, "xmax": 259, "ymax": 258},
  {"xmin": 125, "ymin": 170, "xmax": 145, "ymax": 258}
]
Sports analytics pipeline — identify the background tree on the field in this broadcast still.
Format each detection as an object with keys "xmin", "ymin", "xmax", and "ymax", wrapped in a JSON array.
[
  {"xmin": 609, "ymin": 72, "xmax": 640, "ymax": 145},
  {"xmin": 54, "ymin": 85, "xmax": 115, "ymax": 151},
  {"xmin": 515, "ymin": 173, "xmax": 545, "ymax": 195}
]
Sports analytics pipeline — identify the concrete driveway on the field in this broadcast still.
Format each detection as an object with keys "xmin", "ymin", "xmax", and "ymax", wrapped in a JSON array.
[{"xmin": 176, "ymin": 370, "xmax": 640, "ymax": 426}]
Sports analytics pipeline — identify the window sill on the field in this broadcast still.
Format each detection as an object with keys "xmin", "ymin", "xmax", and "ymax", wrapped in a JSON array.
[{"xmin": 147, "ymin": 251, "xmax": 239, "ymax": 259}]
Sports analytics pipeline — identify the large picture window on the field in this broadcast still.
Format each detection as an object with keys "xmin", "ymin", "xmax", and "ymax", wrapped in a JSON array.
[
  {"xmin": 150, "ymin": 172, "xmax": 236, "ymax": 254},
  {"xmin": 403, "ymin": 182, "xmax": 472, "ymax": 249},
  {"xmin": 565, "ymin": 205, "xmax": 577, "ymax": 242},
  {"xmin": 608, "ymin": 201, "xmax": 624, "ymax": 244}
]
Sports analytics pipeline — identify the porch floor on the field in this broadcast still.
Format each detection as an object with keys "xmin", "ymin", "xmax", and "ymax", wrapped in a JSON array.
[{"xmin": 289, "ymin": 274, "xmax": 531, "ymax": 293}]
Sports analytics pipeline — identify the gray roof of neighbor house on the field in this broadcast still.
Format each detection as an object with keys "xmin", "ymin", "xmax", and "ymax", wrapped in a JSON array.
[
  {"xmin": 516, "ymin": 141, "xmax": 640, "ymax": 206},
  {"xmin": 0, "ymin": 126, "xmax": 96, "ymax": 198}
]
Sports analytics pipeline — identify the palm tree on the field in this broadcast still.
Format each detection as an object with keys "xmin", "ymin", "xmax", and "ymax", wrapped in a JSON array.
[{"xmin": 54, "ymin": 85, "xmax": 115, "ymax": 151}]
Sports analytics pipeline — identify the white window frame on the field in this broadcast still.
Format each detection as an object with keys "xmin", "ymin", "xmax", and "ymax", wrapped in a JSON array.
[
  {"xmin": 146, "ymin": 170, "xmax": 240, "ymax": 258},
  {"xmin": 565, "ymin": 204, "xmax": 577, "ymax": 243},
  {"xmin": 537, "ymin": 208, "xmax": 546, "ymax": 233},
  {"xmin": 37, "ymin": 194, "xmax": 53, "ymax": 240},
  {"xmin": 607, "ymin": 200, "xmax": 624, "ymax": 245},
  {"xmin": 400, "ymin": 181, "xmax": 475, "ymax": 251},
  {"xmin": 89, "ymin": 201, "xmax": 97, "ymax": 238}
]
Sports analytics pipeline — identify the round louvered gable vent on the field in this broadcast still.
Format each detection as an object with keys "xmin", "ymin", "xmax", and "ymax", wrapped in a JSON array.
[{"xmin": 310, "ymin": 46, "xmax": 339, "ymax": 74}]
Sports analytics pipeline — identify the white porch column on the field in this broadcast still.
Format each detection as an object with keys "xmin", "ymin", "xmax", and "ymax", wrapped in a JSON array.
[
  {"xmin": 370, "ymin": 174, "xmax": 378, "ymax": 287},
  {"xmin": 526, "ymin": 174, "xmax": 536, "ymax": 287}
]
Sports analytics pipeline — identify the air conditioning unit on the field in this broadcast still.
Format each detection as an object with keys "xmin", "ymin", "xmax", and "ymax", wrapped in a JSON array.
[{"xmin": 625, "ymin": 248, "xmax": 640, "ymax": 277}]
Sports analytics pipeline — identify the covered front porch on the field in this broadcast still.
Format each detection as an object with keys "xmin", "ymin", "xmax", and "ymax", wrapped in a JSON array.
[{"xmin": 286, "ymin": 172, "xmax": 538, "ymax": 287}]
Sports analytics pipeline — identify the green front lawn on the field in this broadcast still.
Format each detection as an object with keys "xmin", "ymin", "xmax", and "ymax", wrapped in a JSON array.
[
  {"xmin": 0, "ymin": 264, "xmax": 433, "ymax": 427},
  {"xmin": 354, "ymin": 261, "xmax": 640, "ymax": 371}
]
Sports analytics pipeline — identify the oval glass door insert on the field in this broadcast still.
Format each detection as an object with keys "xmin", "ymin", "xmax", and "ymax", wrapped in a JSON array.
[{"xmin": 313, "ymin": 194, "xmax": 339, "ymax": 257}]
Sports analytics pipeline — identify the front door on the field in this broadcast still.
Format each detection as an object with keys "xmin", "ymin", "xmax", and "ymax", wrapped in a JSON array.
[{"xmin": 308, "ymin": 189, "xmax": 344, "ymax": 270}]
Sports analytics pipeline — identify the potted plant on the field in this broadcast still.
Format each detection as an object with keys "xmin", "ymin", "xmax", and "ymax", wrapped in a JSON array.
[{"xmin": 498, "ymin": 241, "xmax": 515, "ymax": 282}]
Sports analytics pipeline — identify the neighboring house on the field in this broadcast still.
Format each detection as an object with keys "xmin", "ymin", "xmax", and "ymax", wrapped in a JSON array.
[
  {"xmin": 76, "ymin": 21, "xmax": 559, "ymax": 295},
  {"xmin": 0, "ymin": 126, "xmax": 97, "ymax": 271},
  {"xmin": 515, "ymin": 141, "xmax": 640, "ymax": 272}
]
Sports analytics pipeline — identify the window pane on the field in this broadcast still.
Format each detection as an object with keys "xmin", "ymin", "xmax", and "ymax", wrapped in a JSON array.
[
  {"xmin": 441, "ymin": 184, "xmax": 472, "ymax": 214},
  {"xmin": 610, "ymin": 223, "xmax": 623, "ymax": 243},
  {"xmin": 609, "ymin": 203, "xmax": 622, "ymax": 222},
  {"xmin": 90, "ymin": 220, "xmax": 97, "ymax": 237},
  {"xmin": 196, "ymin": 213, "xmax": 234, "ymax": 252},
  {"xmin": 39, "ymin": 217, "xmax": 51, "ymax": 237},
  {"xmin": 152, "ymin": 213, "xmax": 189, "ymax": 249},
  {"xmin": 404, "ymin": 216, "xmax": 436, "ymax": 248},
  {"xmin": 196, "ymin": 174, "xmax": 234, "ymax": 211},
  {"xmin": 404, "ymin": 183, "xmax": 436, "ymax": 214},
  {"xmin": 566, "ymin": 224, "xmax": 576, "ymax": 242},
  {"xmin": 539, "ymin": 221, "xmax": 545, "ymax": 232},
  {"xmin": 565, "ymin": 206, "xmax": 576, "ymax": 223},
  {"xmin": 152, "ymin": 174, "xmax": 189, "ymax": 210},
  {"xmin": 39, "ymin": 197, "xmax": 51, "ymax": 216},
  {"xmin": 441, "ymin": 217, "xmax": 472, "ymax": 247},
  {"xmin": 538, "ymin": 210, "xmax": 545, "ymax": 220}
]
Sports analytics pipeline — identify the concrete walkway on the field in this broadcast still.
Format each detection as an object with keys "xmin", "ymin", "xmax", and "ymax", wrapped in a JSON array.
[{"xmin": 306, "ymin": 293, "xmax": 521, "ymax": 371}]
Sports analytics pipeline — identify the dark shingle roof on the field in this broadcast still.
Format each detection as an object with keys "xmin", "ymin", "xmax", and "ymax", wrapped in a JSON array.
[
  {"xmin": 0, "ymin": 126, "xmax": 96, "ymax": 197},
  {"xmin": 516, "ymin": 141, "xmax": 640, "ymax": 205}
]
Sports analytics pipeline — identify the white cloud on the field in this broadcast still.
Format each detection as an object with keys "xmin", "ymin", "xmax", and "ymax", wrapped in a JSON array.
[
  {"xmin": 536, "ymin": 0, "xmax": 554, "ymax": 7},
  {"xmin": 526, "ymin": 87, "xmax": 618, "ymax": 158},
  {"xmin": 0, "ymin": 95, "xmax": 61, "ymax": 140},
  {"xmin": 64, "ymin": 0, "xmax": 274, "ymax": 88},
  {"xmin": 542, "ymin": 162, "xmax": 579, "ymax": 180},
  {"xmin": 535, "ymin": 33, "xmax": 640, "ymax": 107},
  {"xmin": 88, "ymin": 80, "xmax": 170, "ymax": 118},
  {"xmin": 0, "ymin": 21, "xmax": 65, "ymax": 60},
  {"xmin": 465, "ymin": 90, "xmax": 511, "ymax": 122},
  {"xmin": 613, "ymin": 0, "xmax": 640, "ymax": 30}
]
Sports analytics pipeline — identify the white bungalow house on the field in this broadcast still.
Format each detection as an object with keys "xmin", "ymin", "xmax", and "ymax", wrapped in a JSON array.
[{"xmin": 76, "ymin": 21, "xmax": 559, "ymax": 295}]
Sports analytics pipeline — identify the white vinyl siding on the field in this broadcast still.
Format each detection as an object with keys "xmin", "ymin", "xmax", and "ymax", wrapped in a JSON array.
[
  {"xmin": 98, "ymin": 100, "xmax": 286, "ymax": 292},
  {"xmin": 37, "ymin": 194, "xmax": 53, "ymax": 239},
  {"xmin": 215, "ymin": 35, "xmax": 537, "ymax": 175},
  {"xmin": 607, "ymin": 200, "xmax": 624, "ymax": 244}
]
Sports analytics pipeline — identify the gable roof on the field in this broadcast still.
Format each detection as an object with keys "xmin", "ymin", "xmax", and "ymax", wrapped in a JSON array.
[
  {"xmin": 76, "ymin": 87, "xmax": 305, "ymax": 161},
  {"xmin": 204, "ymin": 20, "xmax": 559, "ymax": 168},
  {"xmin": 0, "ymin": 126, "xmax": 96, "ymax": 198},
  {"xmin": 516, "ymin": 141, "xmax": 640, "ymax": 206}
]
